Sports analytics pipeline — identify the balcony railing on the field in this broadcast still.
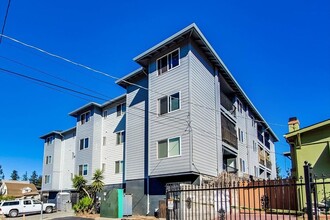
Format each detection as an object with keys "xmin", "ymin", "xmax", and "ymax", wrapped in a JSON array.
[
  {"xmin": 222, "ymin": 126, "xmax": 238, "ymax": 149},
  {"xmin": 220, "ymin": 92, "xmax": 236, "ymax": 116},
  {"xmin": 266, "ymin": 160, "xmax": 272, "ymax": 169},
  {"xmin": 259, "ymin": 158, "xmax": 265, "ymax": 166}
]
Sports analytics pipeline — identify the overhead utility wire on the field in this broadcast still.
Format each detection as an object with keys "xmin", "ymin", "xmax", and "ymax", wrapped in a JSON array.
[
  {"xmin": 0, "ymin": 0, "xmax": 10, "ymax": 43},
  {"xmin": 0, "ymin": 67, "xmax": 108, "ymax": 102},
  {"xmin": 0, "ymin": 34, "xmax": 287, "ymax": 128},
  {"xmin": 0, "ymin": 55, "xmax": 111, "ymax": 99}
]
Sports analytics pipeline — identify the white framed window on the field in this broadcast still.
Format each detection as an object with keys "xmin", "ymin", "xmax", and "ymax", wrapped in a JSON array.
[
  {"xmin": 157, "ymin": 49, "xmax": 180, "ymax": 75},
  {"xmin": 103, "ymin": 110, "xmax": 108, "ymax": 118},
  {"xmin": 45, "ymin": 136, "xmax": 54, "ymax": 145},
  {"xmin": 78, "ymin": 164, "xmax": 88, "ymax": 176},
  {"xmin": 158, "ymin": 137, "xmax": 181, "ymax": 159},
  {"xmin": 240, "ymin": 158, "xmax": 246, "ymax": 173},
  {"xmin": 158, "ymin": 92, "xmax": 180, "ymax": 115},
  {"xmin": 103, "ymin": 136, "xmax": 106, "ymax": 146},
  {"xmin": 238, "ymin": 128, "xmax": 244, "ymax": 142},
  {"xmin": 79, "ymin": 138, "xmax": 89, "ymax": 150},
  {"xmin": 116, "ymin": 103, "xmax": 126, "ymax": 117},
  {"xmin": 44, "ymin": 175, "xmax": 51, "ymax": 184},
  {"xmin": 116, "ymin": 131, "xmax": 125, "ymax": 145},
  {"xmin": 80, "ymin": 111, "xmax": 91, "ymax": 125},
  {"xmin": 115, "ymin": 161, "xmax": 123, "ymax": 174},
  {"xmin": 45, "ymin": 156, "xmax": 52, "ymax": 164},
  {"xmin": 253, "ymin": 141, "xmax": 257, "ymax": 152}
]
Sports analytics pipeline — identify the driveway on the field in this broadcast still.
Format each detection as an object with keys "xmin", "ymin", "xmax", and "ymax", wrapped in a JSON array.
[{"xmin": 0, "ymin": 210, "xmax": 93, "ymax": 220}]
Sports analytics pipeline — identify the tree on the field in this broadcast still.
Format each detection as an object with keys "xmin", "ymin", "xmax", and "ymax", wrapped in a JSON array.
[
  {"xmin": 276, "ymin": 163, "xmax": 282, "ymax": 179},
  {"xmin": 36, "ymin": 176, "xmax": 42, "ymax": 188},
  {"xmin": 0, "ymin": 165, "xmax": 4, "ymax": 180},
  {"xmin": 91, "ymin": 169, "xmax": 104, "ymax": 210},
  {"xmin": 72, "ymin": 175, "xmax": 89, "ymax": 199},
  {"xmin": 22, "ymin": 171, "xmax": 28, "ymax": 181},
  {"xmin": 29, "ymin": 171, "xmax": 39, "ymax": 185},
  {"xmin": 10, "ymin": 170, "xmax": 19, "ymax": 180}
]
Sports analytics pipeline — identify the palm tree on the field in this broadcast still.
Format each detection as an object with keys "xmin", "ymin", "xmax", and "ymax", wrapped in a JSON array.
[
  {"xmin": 72, "ymin": 175, "xmax": 89, "ymax": 199},
  {"xmin": 91, "ymin": 169, "xmax": 104, "ymax": 212}
]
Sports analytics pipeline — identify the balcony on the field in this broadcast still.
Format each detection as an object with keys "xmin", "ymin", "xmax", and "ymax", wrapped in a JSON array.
[
  {"xmin": 222, "ymin": 126, "xmax": 238, "ymax": 149},
  {"xmin": 258, "ymin": 132, "xmax": 264, "ymax": 143},
  {"xmin": 265, "ymin": 140, "xmax": 270, "ymax": 149},
  {"xmin": 220, "ymin": 92, "xmax": 236, "ymax": 116},
  {"xmin": 266, "ymin": 160, "xmax": 272, "ymax": 169}
]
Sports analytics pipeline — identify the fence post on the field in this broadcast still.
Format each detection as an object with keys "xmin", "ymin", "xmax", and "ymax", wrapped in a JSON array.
[
  {"xmin": 304, "ymin": 161, "xmax": 313, "ymax": 220},
  {"xmin": 166, "ymin": 188, "xmax": 169, "ymax": 220}
]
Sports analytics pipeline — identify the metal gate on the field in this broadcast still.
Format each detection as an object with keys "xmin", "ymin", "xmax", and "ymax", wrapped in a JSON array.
[{"xmin": 166, "ymin": 162, "xmax": 330, "ymax": 220}]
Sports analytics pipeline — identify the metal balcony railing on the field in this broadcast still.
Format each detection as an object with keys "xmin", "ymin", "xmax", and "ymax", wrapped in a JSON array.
[{"xmin": 221, "ymin": 126, "xmax": 238, "ymax": 149}]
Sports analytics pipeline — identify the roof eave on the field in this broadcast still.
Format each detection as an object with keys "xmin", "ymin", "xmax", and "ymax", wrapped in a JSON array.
[{"xmin": 68, "ymin": 102, "xmax": 101, "ymax": 117}]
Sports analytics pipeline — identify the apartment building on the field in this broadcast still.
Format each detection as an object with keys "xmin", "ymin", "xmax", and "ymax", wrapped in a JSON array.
[{"xmin": 41, "ymin": 23, "xmax": 278, "ymax": 214}]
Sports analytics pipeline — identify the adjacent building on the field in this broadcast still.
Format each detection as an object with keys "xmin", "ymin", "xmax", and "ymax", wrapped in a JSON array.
[{"xmin": 41, "ymin": 23, "xmax": 278, "ymax": 214}]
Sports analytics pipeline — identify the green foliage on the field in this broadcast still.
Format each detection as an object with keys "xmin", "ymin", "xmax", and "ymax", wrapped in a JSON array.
[
  {"xmin": 72, "ymin": 196, "xmax": 93, "ymax": 214},
  {"xmin": 10, "ymin": 170, "xmax": 19, "ymax": 180},
  {"xmin": 0, "ymin": 195, "xmax": 15, "ymax": 201},
  {"xmin": 0, "ymin": 165, "xmax": 4, "ymax": 180},
  {"xmin": 72, "ymin": 175, "xmax": 88, "ymax": 199},
  {"xmin": 22, "ymin": 171, "xmax": 28, "ymax": 181},
  {"xmin": 91, "ymin": 169, "xmax": 104, "ymax": 194},
  {"xmin": 29, "ymin": 171, "xmax": 39, "ymax": 185}
]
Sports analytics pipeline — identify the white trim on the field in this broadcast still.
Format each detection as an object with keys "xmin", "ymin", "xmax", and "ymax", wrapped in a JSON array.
[
  {"xmin": 156, "ymin": 48, "xmax": 180, "ymax": 76},
  {"xmin": 157, "ymin": 91, "xmax": 181, "ymax": 116},
  {"xmin": 157, "ymin": 136, "xmax": 181, "ymax": 159}
]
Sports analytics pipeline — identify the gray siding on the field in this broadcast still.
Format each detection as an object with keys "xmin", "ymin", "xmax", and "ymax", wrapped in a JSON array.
[
  {"xmin": 148, "ymin": 45, "xmax": 191, "ymax": 176},
  {"xmin": 60, "ymin": 131, "xmax": 76, "ymax": 190},
  {"xmin": 125, "ymin": 77, "xmax": 148, "ymax": 180},
  {"xmin": 189, "ymin": 45, "xmax": 218, "ymax": 177}
]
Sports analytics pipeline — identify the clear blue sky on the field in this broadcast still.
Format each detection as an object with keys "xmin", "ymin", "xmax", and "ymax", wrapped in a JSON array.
[{"xmin": 0, "ymin": 0, "xmax": 329, "ymax": 179}]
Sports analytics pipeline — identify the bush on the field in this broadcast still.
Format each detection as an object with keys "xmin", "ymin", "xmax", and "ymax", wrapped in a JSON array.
[
  {"xmin": 73, "ymin": 196, "xmax": 93, "ymax": 214},
  {"xmin": 0, "ymin": 195, "xmax": 15, "ymax": 201}
]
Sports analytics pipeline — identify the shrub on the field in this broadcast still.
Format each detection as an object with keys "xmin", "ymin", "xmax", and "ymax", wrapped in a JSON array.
[
  {"xmin": 73, "ymin": 196, "xmax": 93, "ymax": 214},
  {"xmin": 0, "ymin": 195, "xmax": 15, "ymax": 201}
]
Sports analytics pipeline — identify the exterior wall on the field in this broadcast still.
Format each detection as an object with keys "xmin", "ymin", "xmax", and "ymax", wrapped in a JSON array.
[
  {"xmin": 148, "ymin": 43, "xmax": 191, "ymax": 176},
  {"xmin": 102, "ymin": 102, "xmax": 125, "ymax": 184},
  {"xmin": 125, "ymin": 77, "xmax": 148, "ymax": 180},
  {"xmin": 91, "ymin": 108, "xmax": 102, "ymax": 177},
  {"xmin": 245, "ymin": 109, "xmax": 259, "ymax": 177},
  {"xmin": 75, "ymin": 108, "xmax": 96, "ymax": 184},
  {"xmin": 125, "ymin": 179, "xmax": 147, "ymax": 215},
  {"xmin": 189, "ymin": 44, "xmax": 217, "ymax": 176},
  {"xmin": 42, "ymin": 136, "xmax": 56, "ymax": 191},
  {"xmin": 59, "ymin": 131, "xmax": 76, "ymax": 190}
]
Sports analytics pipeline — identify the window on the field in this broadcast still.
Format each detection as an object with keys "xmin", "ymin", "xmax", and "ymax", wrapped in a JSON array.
[
  {"xmin": 158, "ymin": 92, "xmax": 180, "ymax": 115},
  {"xmin": 116, "ymin": 103, "xmax": 126, "ymax": 117},
  {"xmin": 115, "ymin": 161, "xmax": 123, "ymax": 174},
  {"xmin": 240, "ymin": 158, "xmax": 246, "ymax": 172},
  {"xmin": 45, "ymin": 136, "xmax": 54, "ymax": 145},
  {"xmin": 24, "ymin": 200, "xmax": 32, "ymax": 205},
  {"xmin": 116, "ymin": 131, "xmax": 125, "ymax": 145},
  {"xmin": 103, "ymin": 136, "xmax": 106, "ymax": 146},
  {"xmin": 157, "ymin": 49, "xmax": 180, "ymax": 75},
  {"xmin": 44, "ymin": 175, "xmax": 51, "ymax": 184},
  {"xmin": 45, "ymin": 156, "xmax": 52, "ymax": 164},
  {"xmin": 80, "ymin": 111, "xmax": 91, "ymax": 125},
  {"xmin": 103, "ymin": 110, "xmax": 108, "ymax": 118},
  {"xmin": 158, "ymin": 137, "xmax": 181, "ymax": 159},
  {"xmin": 253, "ymin": 141, "xmax": 257, "ymax": 152},
  {"xmin": 78, "ymin": 164, "xmax": 88, "ymax": 176},
  {"xmin": 238, "ymin": 128, "xmax": 244, "ymax": 142},
  {"xmin": 237, "ymin": 100, "xmax": 243, "ymax": 114},
  {"xmin": 79, "ymin": 138, "xmax": 89, "ymax": 150},
  {"xmin": 251, "ymin": 116, "xmax": 255, "ymax": 127}
]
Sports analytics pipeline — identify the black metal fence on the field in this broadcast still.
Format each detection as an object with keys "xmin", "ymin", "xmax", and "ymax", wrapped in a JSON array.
[{"xmin": 166, "ymin": 163, "xmax": 330, "ymax": 220}]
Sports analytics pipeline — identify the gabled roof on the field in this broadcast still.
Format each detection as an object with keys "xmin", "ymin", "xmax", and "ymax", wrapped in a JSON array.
[
  {"xmin": 284, "ymin": 119, "xmax": 330, "ymax": 139},
  {"xmin": 1, "ymin": 181, "xmax": 39, "ymax": 198},
  {"xmin": 134, "ymin": 23, "xmax": 279, "ymax": 141}
]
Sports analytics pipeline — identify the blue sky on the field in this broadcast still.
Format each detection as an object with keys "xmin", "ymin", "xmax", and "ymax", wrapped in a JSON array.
[{"xmin": 0, "ymin": 0, "xmax": 329, "ymax": 179}]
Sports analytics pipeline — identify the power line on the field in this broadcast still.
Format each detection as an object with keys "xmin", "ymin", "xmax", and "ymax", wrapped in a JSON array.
[
  {"xmin": 0, "ymin": 34, "xmax": 287, "ymax": 129},
  {"xmin": 0, "ymin": 67, "xmax": 108, "ymax": 101},
  {"xmin": 0, "ymin": 55, "xmax": 111, "ymax": 99},
  {"xmin": 0, "ymin": 0, "xmax": 10, "ymax": 43}
]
